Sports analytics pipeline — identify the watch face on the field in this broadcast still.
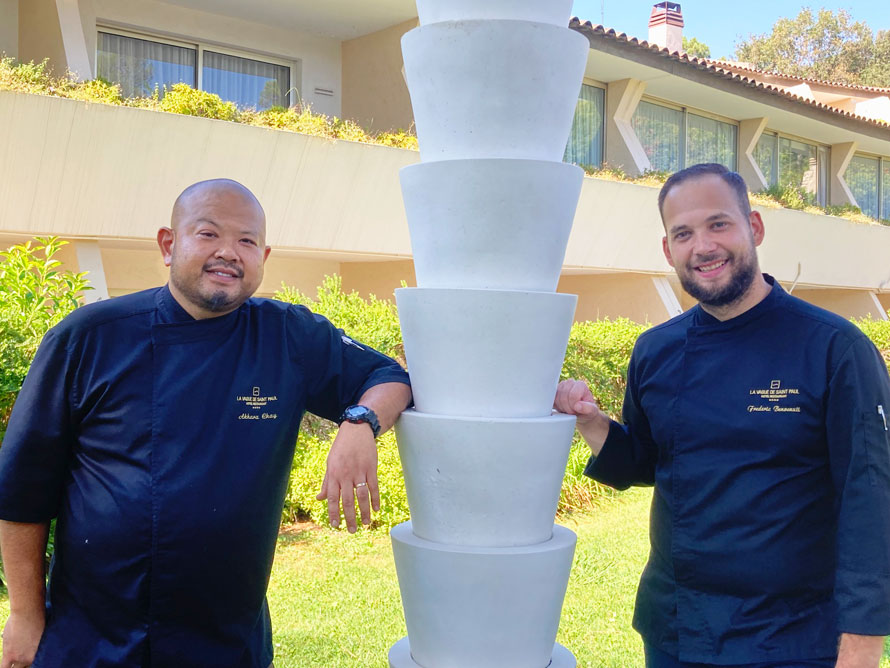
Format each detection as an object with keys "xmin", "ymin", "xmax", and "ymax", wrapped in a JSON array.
[{"xmin": 344, "ymin": 406, "xmax": 369, "ymax": 420}]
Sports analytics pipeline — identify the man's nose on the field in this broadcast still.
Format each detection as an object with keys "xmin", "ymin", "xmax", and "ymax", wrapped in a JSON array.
[
  {"xmin": 691, "ymin": 232, "xmax": 719, "ymax": 255},
  {"xmin": 214, "ymin": 244, "xmax": 239, "ymax": 262}
]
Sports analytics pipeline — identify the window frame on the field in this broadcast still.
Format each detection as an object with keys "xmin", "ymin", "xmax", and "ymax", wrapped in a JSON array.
[
  {"xmin": 633, "ymin": 96, "xmax": 739, "ymax": 172},
  {"xmin": 564, "ymin": 79, "xmax": 607, "ymax": 169},
  {"xmin": 755, "ymin": 129, "xmax": 831, "ymax": 206},
  {"xmin": 845, "ymin": 152, "xmax": 889, "ymax": 221},
  {"xmin": 96, "ymin": 25, "xmax": 298, "ymax": 108}
]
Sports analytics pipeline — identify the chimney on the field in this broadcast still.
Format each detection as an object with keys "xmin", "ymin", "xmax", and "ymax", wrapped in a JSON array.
[{"xmin": 648, "ymin": 2, "xmax": 684, "ymax": 54}]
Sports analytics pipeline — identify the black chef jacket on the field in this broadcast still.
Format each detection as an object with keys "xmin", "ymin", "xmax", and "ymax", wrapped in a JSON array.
[
  {"xmin": 0, "ymin": 285, "xmax": 410, "ymax": 667},
  {"xmin": 585, "ymin": 276, "xmax": 890, "ymax": 664}
]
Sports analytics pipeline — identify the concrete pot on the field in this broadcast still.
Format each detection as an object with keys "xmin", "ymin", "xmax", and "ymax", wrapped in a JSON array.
[
  {"xmin": 402, "ymin": 20, "xmax": 589, "ymax": 162},
  {"xmin": 396, "ymin": 287, "xmax": 577, "ymax": 418},
  {"xmin": 390, "ymin": 522, "xmax": 577, "ymax": 668},
  {"xmin": 400, "ymin": 158, "xmax": 583, "ymax": 292},
  {"xmin": 389, "ymin": 638, "xmax": 577, "ymax": 668},
  {"xmin": 396, "ymin": 410, "xmax": 575, "ymax": 546},
  {"xmin": 416, "ymin": 0, "xmax": 575, "ymax": 27}
]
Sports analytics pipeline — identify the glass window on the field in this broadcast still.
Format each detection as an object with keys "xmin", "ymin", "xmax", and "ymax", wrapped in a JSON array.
[
  {"xmin": 845, "ymin": 155, "xmax": 881, "ymax": 219},
  {"xmin": 882, "ymin": 162, "xmax": 890, "ymax": 223},
  {"xmin": 754, "ymin": 132, "xmax": 777, "ymax": 185},
  {"xmin": 779, "ymin": 137, "xmax": 819, "ymax": 204},
  {"xmin": 685, "ymin": 113, "xmax": 737, "ymax": 170},
  {"xmin": 203, "ymin": 51, "xmax": 290, "ymax": 110},
  {"xmin": 564, "ymin": 84, "xmax": 605, "ymax": 169},
  {"xmin": 817, "ymin": 146, "xmax": 830, "ymax": 207},
  {"xmin": 97, "ymin": 32, "xmax": 196, "ymax": 98},
  {"xmin": 632, "ymin": 101, "xmax": 683, "ymax": 173}
]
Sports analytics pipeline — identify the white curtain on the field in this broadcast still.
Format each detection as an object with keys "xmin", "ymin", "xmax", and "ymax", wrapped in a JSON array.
[
  {"xmin": 203, "ymin": 51, "xmax": 289, "ymax": 110},
  {"xmin": 686, "ymin": 113, "xmax": 737, "ymax": 170},
  {"xmin": 97, "ymin": 32, "xmax": 196, "ymax": 98},
  {"xmin": 564, "ymin": 85, "xmax": 604, "ymax": 168},
  {"xmin": 632, "ymin": 101, "xmax": 682, "ymax": 173},
  {"xmin": 845, "ymin": 155, "xmax": 880, "ymax": 219}
]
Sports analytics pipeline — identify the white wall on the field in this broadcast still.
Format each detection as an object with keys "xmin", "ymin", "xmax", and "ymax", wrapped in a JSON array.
[
  {"xmin": 89, "ymin": 0, "xmax": 342, "ymax": 116},
  {"xmin": 0, "ymin": 0, "xmax": 18, "ymax": 58}
]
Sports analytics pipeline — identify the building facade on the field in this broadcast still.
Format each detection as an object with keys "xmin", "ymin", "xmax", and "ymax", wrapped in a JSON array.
[{"xmin": 0, "ymin": 0, "xmax": 888, "ymax": 322}]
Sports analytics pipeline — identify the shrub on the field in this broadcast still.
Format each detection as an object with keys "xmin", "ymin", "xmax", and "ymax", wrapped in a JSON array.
[
  {"xmin": 158, "ymin": 83, "xmax": 238, "ymax": 121},
  {"xmin": 854, "ymin": 316, "xmax": 890, "ymax": 371},
  {"xmin": 0, "ymin": 237, "xmax": 90, "ymax": 439}
]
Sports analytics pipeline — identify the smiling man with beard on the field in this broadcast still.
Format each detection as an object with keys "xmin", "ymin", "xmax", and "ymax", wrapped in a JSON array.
[
  {"xmin": 555, "ymin": 164, "xmax": 890, "ymax": 667},
  {"xmin": 0, "ymin": 179, "xmax": 411, "ymax": 668}
]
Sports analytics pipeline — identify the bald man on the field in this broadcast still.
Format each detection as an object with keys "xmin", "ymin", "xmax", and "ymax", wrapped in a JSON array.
[{"xmin": 0, "ymin": 179, "xmax": 411, "ymax": 668}]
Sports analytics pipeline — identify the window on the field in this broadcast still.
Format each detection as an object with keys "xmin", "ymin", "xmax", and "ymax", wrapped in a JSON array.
[
  {"xmin": 564, "ymin": 84, "xmax": 605, "ymax": 168},
  {"xmin": 844, "ymin": 155, "xmax": 890, "ymax": 222},
  {"xmin": 754, "ymin": 132, "xmax": 829, "ymax": 206},
  {"xmin": 97, "ymin": 32, "xmax": 195, "ymax": 98},
  {"xmin": 97, "ymin": 30, "xmax": 292, "ymax": 110},
  {"xmin": 631, "ymin": 101, "xmax": 737, "ymax": 173}
]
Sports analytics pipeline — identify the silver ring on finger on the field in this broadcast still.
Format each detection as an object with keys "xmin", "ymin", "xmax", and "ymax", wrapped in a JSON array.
[{"xmin": 355, "ymin": 482, "xmax": 368, "ymax": 488}]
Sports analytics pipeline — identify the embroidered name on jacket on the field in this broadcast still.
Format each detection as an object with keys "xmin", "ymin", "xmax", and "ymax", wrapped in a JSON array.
[
  {"xmin": 236, "ymin": 386, "xmax": 279, "ymax": 419},
  {"xmin": 748, "ymin": 379, "xmax": 801, "ymax": 413}
]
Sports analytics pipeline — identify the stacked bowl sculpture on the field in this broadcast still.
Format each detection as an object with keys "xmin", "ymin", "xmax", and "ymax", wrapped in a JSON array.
[{"xmin": 390, "ymin": 2, "xmax": 589, "ymax": 666}]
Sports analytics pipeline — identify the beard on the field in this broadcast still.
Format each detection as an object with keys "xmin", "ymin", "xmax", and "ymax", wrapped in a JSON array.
[
  {"xmin": 678, "ymin": 248, "xmax": 759, "ymax": 308},
  {"xmin": 169, "ymin": 260, "xmax": 245, "ymax": 314}
]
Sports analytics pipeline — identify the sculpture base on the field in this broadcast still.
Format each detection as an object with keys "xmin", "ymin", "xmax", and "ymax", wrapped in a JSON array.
[{"xmin": 388, "ymin": 637, "xmax": 576, "ymax": 668}]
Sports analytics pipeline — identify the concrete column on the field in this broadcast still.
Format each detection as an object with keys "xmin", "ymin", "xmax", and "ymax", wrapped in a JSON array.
[
  {"xmin": 604, "ymin": 78, "xmax": 649, "ymax": 176},
  {"xmin": 869, "ymin": 292, "xmax": 889, "ymax": 321},
  {"xmin": 652, "ymin": 275, "xmax": 683, "ymax": 318},
  {"xmin": 738, "ymin": 117, "xmax": 769, "ymax": 191},
  {"xmin": 74, "ymin": 240, "xmax": 109, "ymax": 303},
  {"xmin": 16, "ymin": 0, "xmax": 91, "ymax": 78},
  {"xmin": 829, "ymin": 141, "xmax": 858, "ymax": 207}
]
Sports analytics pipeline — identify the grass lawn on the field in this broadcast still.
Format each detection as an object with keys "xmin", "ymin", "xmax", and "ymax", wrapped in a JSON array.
[{"xmin": 2, "ymin": 487, "xmax": 889, "ymax": 666}]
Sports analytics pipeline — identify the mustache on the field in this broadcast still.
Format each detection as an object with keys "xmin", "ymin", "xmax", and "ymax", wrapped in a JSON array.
[{"xmin": 203, "ymin": 261, "xmax": 244, "ymax": 278}]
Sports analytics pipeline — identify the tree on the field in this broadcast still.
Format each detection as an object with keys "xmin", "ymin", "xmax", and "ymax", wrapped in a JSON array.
[
  {"xmin": 682, "ymin": 36, "xmax": 711, "ymax": 59},
  {"xmin": 734, "ymin": 8, "xmax": 890, "ymax": 87}
]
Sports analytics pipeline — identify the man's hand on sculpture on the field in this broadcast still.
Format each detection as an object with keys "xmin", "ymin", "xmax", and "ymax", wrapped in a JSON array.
[
  {"xmin": 554, "ymin": 379, "xmax": 611, "ymax": 456},
  {"xmin": 317, "ymin": 422, "xmax": 380, "ymax": 533},
  {"xmin": 1, "ymin": 609, "xmax": 45, "ymax": 668}
]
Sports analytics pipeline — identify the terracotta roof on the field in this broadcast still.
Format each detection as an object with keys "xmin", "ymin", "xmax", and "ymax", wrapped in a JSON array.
[
  {"xmin": 706, "ymin": 60, "xmax": 890, "ymax": 95},
  {"xmin": 568, "ymin": 18, "xmax": 890, "ymax": 131}
]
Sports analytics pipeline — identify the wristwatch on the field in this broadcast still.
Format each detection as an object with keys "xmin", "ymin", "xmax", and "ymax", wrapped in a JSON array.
[{"xmin": 339, "ymin": 405, "xmax": 381, "ymax": 438}]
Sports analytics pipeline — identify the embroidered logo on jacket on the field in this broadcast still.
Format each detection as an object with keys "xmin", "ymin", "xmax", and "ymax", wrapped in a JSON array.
[
  {"xmin": 236, "ymin": 387, "xmax": 279, "ymax": 420},
  {"xmin": 747, "ymin": 380, "xmax": 801, "ymax": 413}
]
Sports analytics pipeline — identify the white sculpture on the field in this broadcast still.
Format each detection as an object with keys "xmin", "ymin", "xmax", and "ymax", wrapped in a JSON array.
[{"xmin": 390, "ymin": 2, "xmax": 589, "ymax": 665}]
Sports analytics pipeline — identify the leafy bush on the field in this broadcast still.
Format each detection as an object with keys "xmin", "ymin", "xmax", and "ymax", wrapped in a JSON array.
[
  {"xmin": 158, "ymin": 83, "xmax": 238, "ymax": 120},
  {"xmin": 0, "ymin": 237, "xmax": 90, "ymax": 439},
  {"xmin": 854, "ymin": 316, "xmax": 890, "ymax": 371}
]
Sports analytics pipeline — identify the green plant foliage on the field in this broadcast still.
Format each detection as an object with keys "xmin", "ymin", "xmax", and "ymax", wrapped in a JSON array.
[
  {"xmin": 158, "ymin": 82, "xmax": 238, "ymax": 120},
  {"xmin": 683, "ymin": 36, "xmax": 712, "ymax": 59},
  {"xmin": 854, "ymin": 316, "xmax": 890, "ymax": 371},
  {"xmin": 0, "ymin": 237, "xmax": 90, "ymax": 439}
]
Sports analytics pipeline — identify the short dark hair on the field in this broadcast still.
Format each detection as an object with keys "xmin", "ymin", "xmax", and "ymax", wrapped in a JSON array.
[{"xmin": 657, "ymin": 163, "xmax": 751, "ymax": 222}]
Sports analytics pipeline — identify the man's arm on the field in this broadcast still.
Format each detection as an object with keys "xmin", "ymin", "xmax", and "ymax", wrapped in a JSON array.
[
  {"xmin": 316, "ymin": 381, "xmax": 412, "ymax": 532},
  {"xmin": 836, "ymin": 633, "xmax": 885, "ymax": 668},
  {"xmin": 0, "ymin": 520, "xmax": 49, "ymax": 668}
]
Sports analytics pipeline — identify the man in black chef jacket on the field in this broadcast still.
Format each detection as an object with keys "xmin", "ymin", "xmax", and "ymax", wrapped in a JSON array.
[
  {"xmin": 0, "ymin": 179, "xmax": 412, "ymax": 668},
  {"xmin": 555, "ymin": 163, "xmax": 890, "ymax": 667}
]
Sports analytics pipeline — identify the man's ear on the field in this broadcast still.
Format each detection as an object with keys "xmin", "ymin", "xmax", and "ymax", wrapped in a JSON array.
[
  {"xmin": 662, "ymin": 235, "xmax": 675, "ymax": 268},
  {"xmin": 749, "ymin": 211, "xmax": 765, "ymax": 247},
  {"xmin": 157, "ymin": 227, "xmax": 175, "ymax": 267},
  {"xmin": 263, "ymin": 246, "xmax": 271, "ymax": 263}
]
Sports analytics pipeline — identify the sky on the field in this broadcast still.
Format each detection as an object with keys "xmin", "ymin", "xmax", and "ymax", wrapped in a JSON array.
[{"xmin": 570, "ymin": 0, "xmax": 888, "ymax": 61}]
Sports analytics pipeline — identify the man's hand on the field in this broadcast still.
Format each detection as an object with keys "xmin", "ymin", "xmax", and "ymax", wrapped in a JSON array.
[
  {"xmin": 316, "ymin": 422, "xmax": 379, "ymax": 533},
  {"xmin": 554, "ymin": 379, "xmax": 612, "ymax": 456},
  {"xmin": 836, "ymin": 633, "xmax": 885, "ymax": 668},
  {"xmin": 1, "ymin": 609, "xmax": 45, "ymax": 668}
]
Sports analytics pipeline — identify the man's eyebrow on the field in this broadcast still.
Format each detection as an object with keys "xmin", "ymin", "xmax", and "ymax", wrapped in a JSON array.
[
  {"xmin": 194, "ymin": 218, "xmax": 220, "ymax": 228},
  {"xmin": 705, "ymin": 212, "xmax": 733, "ymax": 222}
]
